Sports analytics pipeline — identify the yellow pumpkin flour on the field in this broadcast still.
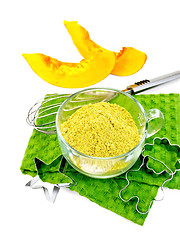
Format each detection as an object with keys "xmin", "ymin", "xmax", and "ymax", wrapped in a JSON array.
[{"xmin": 60, "ymin": 102, "xmax": 140, "ymax": 158}]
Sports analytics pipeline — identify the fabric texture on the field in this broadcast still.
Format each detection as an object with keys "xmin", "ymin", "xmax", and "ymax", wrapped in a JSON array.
[{"xmin": 20, "ymin": 93, "xmax": 180, "ymax": 225}]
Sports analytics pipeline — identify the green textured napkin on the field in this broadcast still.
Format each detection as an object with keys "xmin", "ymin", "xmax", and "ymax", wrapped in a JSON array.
[{"xmin": 20, "ymin": 93, "xmax": 180, "ymax": 225}]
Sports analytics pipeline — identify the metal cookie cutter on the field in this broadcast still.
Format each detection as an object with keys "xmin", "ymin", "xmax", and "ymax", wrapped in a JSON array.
[
  {"xmin": 26, "ymin": 157, "xmax": 76, "ymax": 203},
  {"xmin": 119, "ymin": 137, "xmax": 180, "ymax": 214}
]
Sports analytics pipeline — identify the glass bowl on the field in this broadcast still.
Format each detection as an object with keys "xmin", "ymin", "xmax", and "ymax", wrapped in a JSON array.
[{"xmin": 56, "ymin": 88, "xmax": 164, "ymax": 179}]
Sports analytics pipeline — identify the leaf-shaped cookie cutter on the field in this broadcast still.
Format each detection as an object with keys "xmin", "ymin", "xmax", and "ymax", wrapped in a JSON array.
[{"xmin": 119, "ymin": 137, "xmax": 180, "ymax": 214}]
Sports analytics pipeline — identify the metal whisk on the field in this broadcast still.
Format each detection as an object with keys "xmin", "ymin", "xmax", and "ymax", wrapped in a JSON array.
[
  {"xmin": 26, "ymin": 91, "xmax": 117, "ymax": 134},
  {"xmin": 26, "ymin": 71, "xmax": 180, "ymax": 135},
  {"xmin": 27, "ymin": 93, "xmax": 71, "ymax": 134}
]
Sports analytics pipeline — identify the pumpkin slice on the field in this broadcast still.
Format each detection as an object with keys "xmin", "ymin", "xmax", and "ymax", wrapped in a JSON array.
[
  {"xmin": 112, "ymin": 47, "xmax": 147, "ymax": 76},
  {"xmin": 22, "ymin": 51, "xmax": 115, "ymax": 88},
  {"xmin": 64, "ymin": 20, "xmax": 147, "ymax": 76}
]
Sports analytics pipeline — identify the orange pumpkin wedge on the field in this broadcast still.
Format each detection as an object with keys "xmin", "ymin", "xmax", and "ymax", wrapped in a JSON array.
[
  {"xmin": 64, "ymin": 20, "xmax": 147, "ymax": 76},
  {"xmin": 22, "ymin": 51, "xmax": 115, "ymax": 88}
]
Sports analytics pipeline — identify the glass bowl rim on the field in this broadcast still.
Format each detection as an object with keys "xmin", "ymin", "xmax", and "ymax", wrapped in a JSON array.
[{"xmin": 56, "ymin": 87, "xmax": 148, "ymax": 160}]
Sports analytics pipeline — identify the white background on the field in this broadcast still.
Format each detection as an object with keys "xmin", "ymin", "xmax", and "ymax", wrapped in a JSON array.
[{"xmin": 1, "ymin": 0, "xmax": 180, "ymax": 239}]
